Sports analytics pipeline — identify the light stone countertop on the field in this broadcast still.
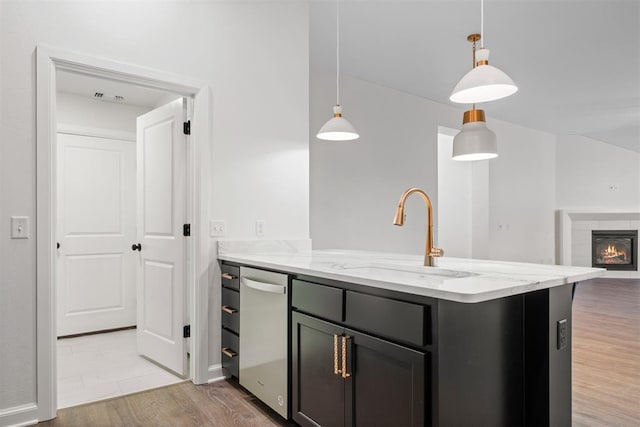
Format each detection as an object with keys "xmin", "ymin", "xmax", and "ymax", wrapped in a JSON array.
[{"xmin": 217, "ymin": 245, "xmax": 604, "ymax": 303}]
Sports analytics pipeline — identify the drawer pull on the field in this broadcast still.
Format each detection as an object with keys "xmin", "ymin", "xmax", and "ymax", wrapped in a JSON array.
[
  {"xmin": 222, "ymin": 347, "xmax": 237, "ymax": 358},
  {"xmin": 221, "ymin": 273, "xmax": 236, "ymax": 280},
  {"xmin": 333, "ymin": 334, "xmax": 341, "ymax": 375},
  {"xmin": 221, "ymin": 305, "xmax": 237, "ymax": 314},
  {"xmin": 341, "ymin": 336, "xmax": 351, "ymax": 379}
]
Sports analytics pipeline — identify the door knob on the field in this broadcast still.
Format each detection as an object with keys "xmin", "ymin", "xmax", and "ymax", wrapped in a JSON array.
[{"xmin": 131, "ymin": 243, "xmax": 142, "ymax": 251}]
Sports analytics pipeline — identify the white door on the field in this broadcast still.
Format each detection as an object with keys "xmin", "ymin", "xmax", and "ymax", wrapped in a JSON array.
[
  {"xmin": 56, "ymin": 133, "xmax": 136, "ymax": 336},
  {"xmin": 135, "ymin": 98, "xmax": 188, "ymax": 376}
]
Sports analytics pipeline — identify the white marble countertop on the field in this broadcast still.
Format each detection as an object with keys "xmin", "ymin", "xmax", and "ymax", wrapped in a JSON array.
[{"xmin": 217, "ymin": 244, "xmax": 604, "ymax": 303}]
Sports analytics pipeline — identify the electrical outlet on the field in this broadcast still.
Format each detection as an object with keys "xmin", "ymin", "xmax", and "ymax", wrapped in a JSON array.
[
  {"xmin": 557, "ymin": 319, "xmax": 567, "ymax": 350},
  {"xmin": 256, "ymin": 220, "xmax": 266, "ymax": 237},
  {"xmin": 210, "ymin": 220, "xmax": 226, "ymax": 237}
]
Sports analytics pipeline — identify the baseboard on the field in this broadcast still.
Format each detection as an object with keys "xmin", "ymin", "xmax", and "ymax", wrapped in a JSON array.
[
  {"xmin": 207, "ymin": 363, "xmax": 227, "ymax": 383},
  {"xmin": 601, "ymin": 270, "xmax": 640, "ymax": 279},
  {"xmin": 0, "ymin": 404, "xmax": 38, "ymax": 427}
]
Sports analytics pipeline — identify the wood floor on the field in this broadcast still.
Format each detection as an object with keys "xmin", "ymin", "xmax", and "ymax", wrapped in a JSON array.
[
  {"xmin": 41, "ymin": 278, "xmax": 639, "ymax": 426},
  {"xmin": 40, "ymin": 380, "xmax": 290, "ymax": 427},
  {"xmin": 572, "ymin": 278, "xmax": 640, "ymax": 426}
]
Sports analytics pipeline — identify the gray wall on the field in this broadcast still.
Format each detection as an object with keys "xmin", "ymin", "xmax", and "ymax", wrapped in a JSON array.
[
  {"xmin": 0, "ymin": 1, "xmax": 309, "ymax": 420},
  {"xmin": 310, "ymin": 71, "xmax": 558, "ymax": 264}
]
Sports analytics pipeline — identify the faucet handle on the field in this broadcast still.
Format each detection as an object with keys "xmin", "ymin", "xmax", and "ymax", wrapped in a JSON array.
[{"xmin": 429, "ymin": 248, "xmax": 444, "ymax": 258}]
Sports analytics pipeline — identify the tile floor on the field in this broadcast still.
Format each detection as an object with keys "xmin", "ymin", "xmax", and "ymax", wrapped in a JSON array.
[{"xmin": 57, "ymin": 329, "xmax": 185, "ymax": 408}]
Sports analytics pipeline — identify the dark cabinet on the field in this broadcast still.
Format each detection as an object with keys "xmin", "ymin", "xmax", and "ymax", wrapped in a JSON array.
[
  {"xmin": 292, "ymin": 312, "xmax": 426, "ymax": 427},
  {"xmin": 221, "ymin": 263, "xmax": 240, "ymax": 378},
  {"xmin": 292, "ymin": 312, "xmax": 345, "ymax": 427},
  {"xmin": 225, "ymin": 263, "xmax": 573, "ymax": 427},
  {"xmin": 346, "ymin": 328, "xmax": 426, "ymax": 427}
]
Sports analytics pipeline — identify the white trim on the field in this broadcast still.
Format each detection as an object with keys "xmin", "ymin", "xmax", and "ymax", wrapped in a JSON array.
[
  {"xmin": 191, "ymin": 88, "xmax": 213, "ymax": 386},
  {"xmin": 437, "ymin": 125, "xmax": 460, "ymax": 138},
  {"xmin": 36, "ymin": 45, "xmax": 211, "ymax": 422},
  {"xmin": 0, "ymin": 404, "xmax": 38, "ymax": 427},
  {"xmin": 36, "ymin": 45, "xmax": 57, "ymax": 424},
  {"xmin": 56, "ymin": 123, "xmax": 136, "ymax": 142},
  {"xmin": 207, "ymin": 364, "xmax": 227, "ymax": 383}
]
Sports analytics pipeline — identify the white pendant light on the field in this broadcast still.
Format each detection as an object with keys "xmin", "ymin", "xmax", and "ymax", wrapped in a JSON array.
[
  {"xmin": 452, "ymin": 108, "xmax": 498, "ymax": 161},
  {"xmin": 450, "ymin": 0, "xmax": 517, "ymax": 104},
  {"xmin": 316, "ymin": 0, "xmax": 359, "ymax": 141}
]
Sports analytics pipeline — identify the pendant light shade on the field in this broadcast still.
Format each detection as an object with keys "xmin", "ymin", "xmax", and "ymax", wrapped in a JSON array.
[
  {"xmin": 317, "ymin": 105, "xmax": 359, "ymax": 141},
  {"xmin": 450, "ymin": 48, "xmax": 517, "ymax": 104},
  {"xmin": 450, "ymin": 0, "xmax": 517, "ymax": 104},
  {"xmin": 452, "ymin": 109, "xmax": 498, "ymax": 161},
  {"xmin": 316, "ymin": 0, "xmax": 359, "ymax": 141}
]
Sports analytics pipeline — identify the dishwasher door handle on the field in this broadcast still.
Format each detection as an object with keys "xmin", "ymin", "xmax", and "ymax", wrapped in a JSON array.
[{"xmin": 242, "ymin": 277, "xmax": 286, "ymax": 294}]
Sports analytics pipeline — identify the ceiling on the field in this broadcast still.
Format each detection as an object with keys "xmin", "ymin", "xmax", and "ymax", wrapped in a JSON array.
[
  {"xmin": 57, "ymin": 70, "xmax": 175, "ymax": 108},
  {"xmin": 310, "ymin": 0, "xmax": 640, "ymax": 152}
]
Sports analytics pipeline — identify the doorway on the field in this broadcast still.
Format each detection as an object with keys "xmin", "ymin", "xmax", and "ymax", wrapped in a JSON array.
[
  {"xmin": 36, "ymin": 46, "xmax": 212, "ymax": 422},
  {"xmin": 55, "ymin": 70, "xmax": 188, "ymax": 407}
]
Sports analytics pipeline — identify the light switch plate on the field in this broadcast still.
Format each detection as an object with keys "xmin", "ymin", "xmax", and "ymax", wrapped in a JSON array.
[
  {"xmin": 256, "ymin": 220, "xmax": 266, "ymax": 237},
  {"xmin": 210, "ymin": 220, "xmax": 226, "ymax": 237},
  {"xmin": 11, "ymin": 216, "xmax": 29, "ymax": 239}
]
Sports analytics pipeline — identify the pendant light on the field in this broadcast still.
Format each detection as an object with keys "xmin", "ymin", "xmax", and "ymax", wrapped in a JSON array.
[
  {"xmin": 316, "ymin": 0, "xmax": 359, "ymax": 141},
  {"xmin": 452, "ymin": 33, "xmax": 498, "ymax": 161},
  {"xmin": 452, "ymin": 107, "xmax": 497, "ymax": 161},
  {"xmin": 450, "ymin": 0, "xmax": 517, "ymax": 104}
]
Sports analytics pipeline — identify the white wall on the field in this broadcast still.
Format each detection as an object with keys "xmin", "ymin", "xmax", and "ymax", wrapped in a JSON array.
[
  {"xmin": 57, "ymin": 92, "xmax": 150, "ymax": 132},
  {"xmin": 0, "ymin": 1, "xmax": 309, "ymax": 421},
  {"xmin": 310, "ymin": 72, "xmax": 557, "ymax": 264},
  {"xmin": 436, "ymin": 129, "xmax": 491, "ymax": 259},
  {"xmin": 311, "ymin": 73, "xmax": 451, "ymax": 254},
  {"xmin": 437, "ymin": 131, "xmax": 472, "ymax": 258},
  {"xmin": 471, "ymin": 160, "xmax": 490, "ymax": 259},
  {"xmin": 556, "ymin": 135, "xmax": 640, "ymax": 210},
  {"xmin": 486, "ymin": 120, "xmax": 557, "ymax": 264}
]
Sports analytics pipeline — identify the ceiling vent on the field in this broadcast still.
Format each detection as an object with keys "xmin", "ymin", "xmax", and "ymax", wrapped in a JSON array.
[{"xmin": 93, "ymin": 92, "xmax": 125, "ymax": 104}]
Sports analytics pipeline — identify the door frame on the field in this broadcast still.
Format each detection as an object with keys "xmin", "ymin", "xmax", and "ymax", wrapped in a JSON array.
[{"xmin": 36, "ymin": 45, "xmax": 212, "ymax": 421}]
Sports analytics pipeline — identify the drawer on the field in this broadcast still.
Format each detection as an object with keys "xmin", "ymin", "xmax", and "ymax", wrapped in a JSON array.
[
  {"xmin": 345, "ymin": 291, "xmax": 430, "ymax": 346},
  {"xmin": 222, "ymin": 329, "xmax": 239, "ymax": 378},
  {"xmin": 221, "ymin": 264, "xmax": 240, "ymax": 291},
  {"xmin": 292, "ymin": 279, "xmax": 343, "ymax": 323},
  {"xmin": 222, "ymin": 288, "xmax": 240, "ymax": 334}
]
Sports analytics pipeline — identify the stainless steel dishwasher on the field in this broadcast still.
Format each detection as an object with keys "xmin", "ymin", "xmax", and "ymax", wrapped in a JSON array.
[{"xmin": 239, "ymin": 267, "xmax": 288, "ymax": 418}]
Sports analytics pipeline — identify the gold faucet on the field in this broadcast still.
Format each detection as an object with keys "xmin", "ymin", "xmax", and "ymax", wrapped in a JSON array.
[{"xmin": 393, "ymin": 188, "xmax": 444, "ymax": 267}]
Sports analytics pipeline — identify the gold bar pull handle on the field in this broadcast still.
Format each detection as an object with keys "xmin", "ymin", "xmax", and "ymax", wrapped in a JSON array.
[
  {"xmin": 333, "ymin": 334, "xmax": 341, "ymax": 375},
  {"xmin": 341, "ymin": 336, "xmax": 351, "ymax": 379},
  {"xmin": 221, "ymin": 305, "xmax": 237, "ymax": 314},
  {"xmin": 222, "ymin": 347, "xmax": 237, "ymax": 358},
  {"xmin": 221, "ymin": 273, "xmax": 236, "ymax": 280}
]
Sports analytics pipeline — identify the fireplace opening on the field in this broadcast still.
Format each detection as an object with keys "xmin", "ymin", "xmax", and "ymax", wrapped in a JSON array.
[{"xmin": 592, "ymin": 230, "xmax": 638, "ymax": 271}]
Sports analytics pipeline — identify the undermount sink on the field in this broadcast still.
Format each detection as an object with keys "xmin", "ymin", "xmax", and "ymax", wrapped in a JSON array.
[{"xmin": 342, "ymin": 265, "xmax": 477, "ymax": 280}]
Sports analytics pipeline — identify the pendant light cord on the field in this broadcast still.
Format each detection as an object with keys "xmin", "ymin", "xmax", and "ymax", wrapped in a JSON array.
[
  {"xmin": 480, "ymin": 0, "xmax": 485, "ymax": 48},
  {"xmin": 336, "ymin": 0, "xmax": 340, "ymax": 105}
]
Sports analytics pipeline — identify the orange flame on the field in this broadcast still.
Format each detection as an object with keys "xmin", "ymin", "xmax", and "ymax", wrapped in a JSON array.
[{"xmin": 601, "ymin": 244, "xmax": 627, "ymax": 263}]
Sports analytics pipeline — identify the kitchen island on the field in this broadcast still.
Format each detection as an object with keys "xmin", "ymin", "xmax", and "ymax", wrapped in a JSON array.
[{"xmin": 218, "ymin": 246, "xmax": 603, "ymax": 427}]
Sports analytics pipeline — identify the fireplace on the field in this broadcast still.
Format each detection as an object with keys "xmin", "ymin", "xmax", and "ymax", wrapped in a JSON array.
[{"xmin": 592, "ymin": 230, "xmax": 638, "ymax": 271}]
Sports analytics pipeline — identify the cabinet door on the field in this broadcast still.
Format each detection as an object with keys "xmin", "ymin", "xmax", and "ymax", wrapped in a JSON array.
[
  {"xmin": 344, "ymin": 328, "xmax": 426, "ymax": 427},
  {"xmin": 292, "ymin": 312, "xmax": 345, "ymax": 427}
]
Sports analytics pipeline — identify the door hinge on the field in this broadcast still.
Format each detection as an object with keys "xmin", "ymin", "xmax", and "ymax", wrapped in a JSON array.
[
  {"xmin": 183, "ymin": 223, "xmax": 191, "ymax": 237},
  {"xmin": 183, "ymin": 120, "xmax": 191, "ymax": 135},
  {"xmin": 183, "ymin": 325, "xmax": 191, "ymax": 338}
]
